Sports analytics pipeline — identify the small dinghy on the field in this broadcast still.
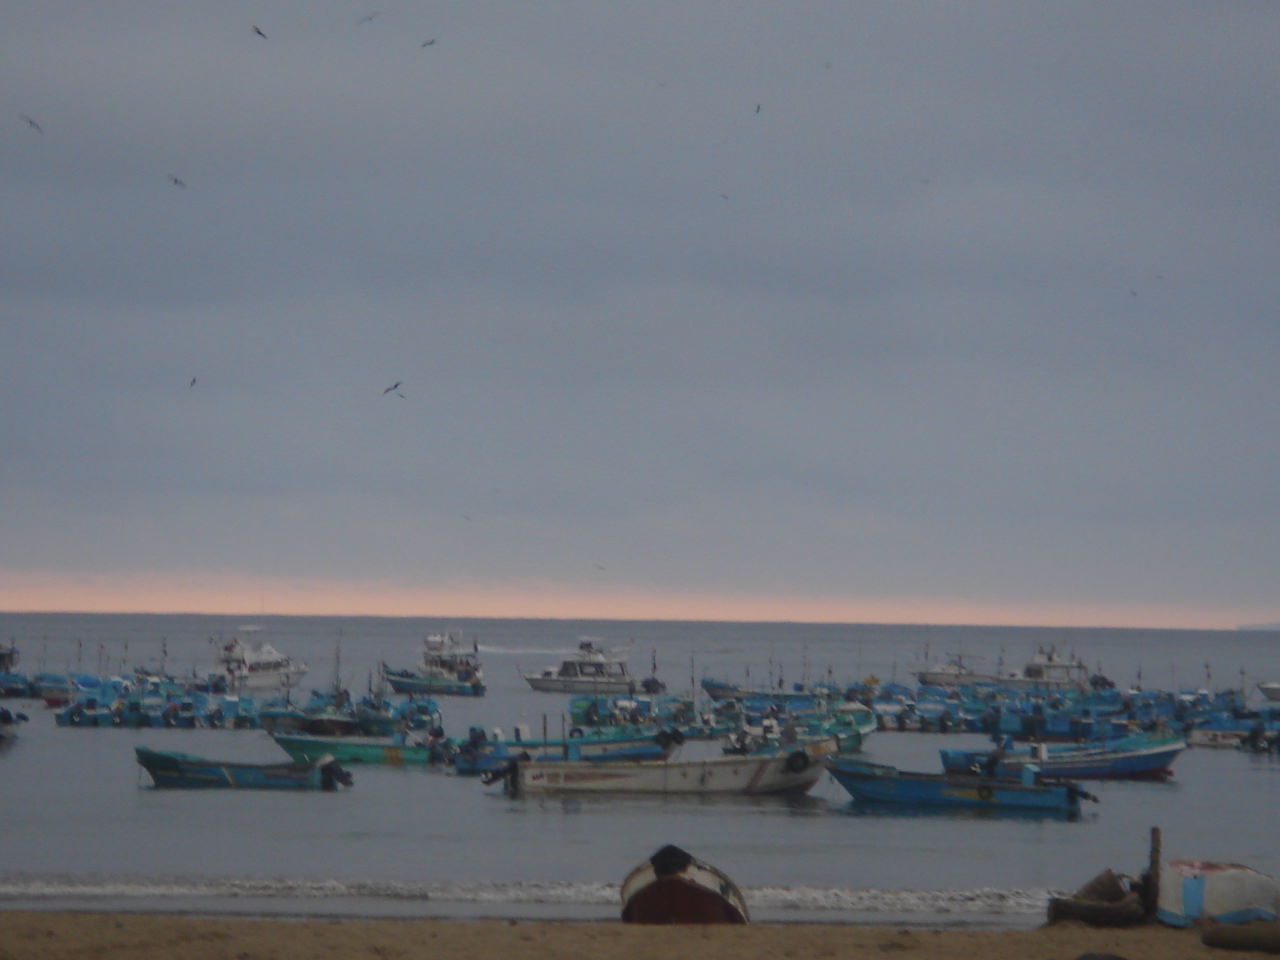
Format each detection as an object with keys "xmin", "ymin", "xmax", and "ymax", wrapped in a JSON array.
[{"xmin": 621, "ymin": 844, "xmax": 748, "ymax": 924}]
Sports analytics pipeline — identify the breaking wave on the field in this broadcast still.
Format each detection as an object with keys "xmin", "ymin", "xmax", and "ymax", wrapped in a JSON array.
[{"xmin": 0, "ymin": 874, "xmax": 1056, "ymax": 916}]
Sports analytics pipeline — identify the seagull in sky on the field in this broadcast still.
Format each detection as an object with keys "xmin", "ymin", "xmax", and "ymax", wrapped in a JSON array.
[
  {"xmin": 169, "ymin": 174, "xmax": 186, "ymax": 188},
  {"xmin": 20, "ymin": 114, "xmax": 43, "ymax": 133},
  {"xmin": 253, "ymin": 25, "xmax": 268, "ymax": 39},
  {"xmin": 383, "ymin": 381, "xmax": 402, "ymax": 395},
  {"xmin": 421, "ymin": 38, "xmax": 436, "ymax": 47},
  {"xmin": 189, "ymin": 377, "xmax": 197, "ymax": 389}
]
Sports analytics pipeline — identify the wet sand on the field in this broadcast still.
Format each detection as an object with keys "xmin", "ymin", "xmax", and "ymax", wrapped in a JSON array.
[{"xmin": 0, "ymin": 911, "xmax": 1239, "ymax": 960}]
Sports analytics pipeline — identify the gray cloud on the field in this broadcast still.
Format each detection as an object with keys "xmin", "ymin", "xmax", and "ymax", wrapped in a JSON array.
[{"xmin": 3, "ymin": 1, "xmax": 1278, "ymax": 621}]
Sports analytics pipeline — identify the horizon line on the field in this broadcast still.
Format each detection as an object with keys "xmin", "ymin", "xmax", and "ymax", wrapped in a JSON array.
[{"xmin": 0, "ymin": 606, "xmax": 1262, "ymax": 634}]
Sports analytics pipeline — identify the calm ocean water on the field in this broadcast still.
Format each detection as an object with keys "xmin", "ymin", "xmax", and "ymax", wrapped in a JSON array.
[{"xmin": 2, "ymin": 612, "xmax": 1279, "ymax": 925}]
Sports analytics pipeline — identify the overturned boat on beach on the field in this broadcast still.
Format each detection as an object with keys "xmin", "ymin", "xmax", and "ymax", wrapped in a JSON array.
[{"xmin": 621, "ymin": 844, "xmax": 749, "ymax": 924}]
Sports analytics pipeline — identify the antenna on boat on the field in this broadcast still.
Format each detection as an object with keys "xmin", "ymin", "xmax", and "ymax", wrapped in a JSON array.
[{"xmin": 690, "ymin": 649, "xmax": 696, "ymax": 711}]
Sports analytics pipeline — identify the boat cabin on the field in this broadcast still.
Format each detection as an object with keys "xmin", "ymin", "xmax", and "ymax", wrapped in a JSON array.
[{"xmin": 542, "ymin": 642, "xmax": 630, "ymax": 681}]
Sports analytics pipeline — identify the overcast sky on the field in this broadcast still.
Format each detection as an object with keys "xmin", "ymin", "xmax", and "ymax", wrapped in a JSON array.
[{"xmin": 3, "ymin": 2, "xmax": 1278, "ymax": 627}]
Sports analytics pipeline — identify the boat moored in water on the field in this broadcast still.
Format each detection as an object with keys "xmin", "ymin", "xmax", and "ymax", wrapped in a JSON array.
[
  {"xmin": 135, "ymin": 745, "xmax": 353, "ymax": 790},
  {"xmin": 940, "ymin": 730, "xmax": 1186, "ymax": 781},
  {"xmin": 523, "ymin": 641, "xmax": 661, "ymax": 695},
  {"xmin": 381, "ymin": 632, "xmax": 485, "ymax": 697},
  {"xmin": 492, "ymin": 739, "xmax": 834, "ymax": 796},
  {"xmin": 216, "ymin": 637, "xmax": 308, "ymax": 691},
  {"xmin": 825, "ymin": 755, "xmax": 1094, "ymax": 816}
]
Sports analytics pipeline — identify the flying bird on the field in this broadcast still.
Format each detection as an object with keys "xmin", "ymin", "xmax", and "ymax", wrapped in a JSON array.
[
  {"xmin": 169, "ymin": 174, "xmax": 186, "ymax": 188},
  {"xmin": 359, "ymin": 12, "xmax": 380, "ymax": 23},
  {"xmin": 189, "ymin": 377, "xmax": 197, "ymax": 389},
  {"xmin": 421, "ymin": 38, "xmax": 436, "ymax": 47},
  {"xmin": 253, "ymin": 25, "xmax": 268, "ymax": 38},
  {"xmin": 20, "ymin": 113, "xmax": 43, "ymax": 133},
  {"xmin": 383, "ymin": 381, "xmax": 402, "ymax": 395},
  {"xmin": 755, "ymin": 103, "xmax": 761, "ymax": 114}
]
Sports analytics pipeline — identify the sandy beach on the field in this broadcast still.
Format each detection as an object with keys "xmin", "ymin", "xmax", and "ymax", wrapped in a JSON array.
[{"xmin": 0, "ymin": 911, "xmax": 1245, "ymax": 960}]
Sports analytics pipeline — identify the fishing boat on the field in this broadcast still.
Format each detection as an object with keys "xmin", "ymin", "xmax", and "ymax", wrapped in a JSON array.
[
  {"xmin": 523, "ymin": 641, "xmax": 647, "ymax": 695},
  {"xmin": 492, "ymin": 742, "xmax": 831, "ymax": 796},
  {"xmin": 621, "ymin": 844, "xmax": 749, "ymax": 924},
  {"xmin": 216, "ymin": 636, "xmax": 308, "ymax": 691},
  {"xmin": 824, "ymin": 755, "xmax": 1094, "ymax": 816},
  {"xmin": 54, "ymin": 694, "xmax": 117, "ymax": 727},
  {"xmin": 271, "ymin": 731, "xmax": 454, "ymax": 767},
  {"xmin": 914, "ymin": 647, "xmax": 1110, "ymax": 692},
  {"xmin": 939, "ymin": 730, "xmax": 1186, "ymax": 781},
  {"xmin": 1158, "ymin": 859, "xmax": 1280, "ymax": 927},
  {"xmin": 381, "ymin": 633, "xmax": 485, "ymax": 697},
  {"xmin": 134, "ymin": 746, "xmax": 354, "ymax": 790},
  {"xmin": 1257, "ymin": 680, "xmax": 1280, "ymax": 702},
  {"xmin": 699, "ymin": 677, "xmax": 843, "ymax": 704},
  {"xmin": 454, "ymin": 724, "xmax": 682, "ymax": 775}
]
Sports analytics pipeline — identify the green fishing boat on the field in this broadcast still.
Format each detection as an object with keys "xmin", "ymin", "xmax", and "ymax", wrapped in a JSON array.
[{"xmin": 271, "ymin": 732, "xmax": 453, "ymax": 767}]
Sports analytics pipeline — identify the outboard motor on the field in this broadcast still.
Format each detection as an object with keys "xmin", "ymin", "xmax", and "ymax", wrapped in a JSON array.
[{"xmin": 320, "ymin": 761, "xmax": 354, "ymax": 790}]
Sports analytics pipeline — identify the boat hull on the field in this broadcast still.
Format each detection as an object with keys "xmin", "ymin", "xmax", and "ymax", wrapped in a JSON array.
[
  {"xmin": 939, "ymin": 733, "xmax": 1185, "ymax": 781},
  {"xmin": 272, "ymin": 733, "xmax": 448, "ymax": 767},
  {"xmin": 135, "ymin": 746, "xmax": 352, "ymax": 790},
  {"xmin": 524, "ymin": 675, "xmax": 636, "ymax": 694},
  {"xmin": 621, "ymin": 845, "xmax": 749, "ymax": 924},
  {"xmin": 507, "ymin": 749, "xmax": 826, "ymax": 795},
  {"xmin": 825, "ymin": 757, "xmax": 1083, "ymax": 815},
  {"xmin": 383, "ymin": 671, "xmax": 485, "ymax": 697}
]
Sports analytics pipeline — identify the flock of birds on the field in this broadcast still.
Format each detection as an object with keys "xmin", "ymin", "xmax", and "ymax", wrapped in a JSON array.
[{"xmin": 17, "ymin": 13, "xmax": 439, "ymax": 193}]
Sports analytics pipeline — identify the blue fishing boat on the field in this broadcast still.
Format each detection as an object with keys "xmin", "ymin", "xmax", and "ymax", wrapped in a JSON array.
[
  {"xmin": 824, "ymin": 755, "xmax": 1094, "ymax": 816},
  {"xmin": 54, "ymin": 695, "xmax": 117, "ymax": 727},
  {"xmin": 381, "ymin": 633, "xmax": 486, "ymax": 697},
  {"xmin": 939, "ymin": 730, "xmax": 1186, "ymax": 780},
  {"xmin": 134, "ymin": 746, "xmax": 354, "ymax": 790}
]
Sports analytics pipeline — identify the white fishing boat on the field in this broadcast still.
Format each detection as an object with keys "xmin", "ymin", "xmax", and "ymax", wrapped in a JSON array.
[
  {"xmin": 523, "ymin": 641, "xmax": 639, "ymax": 695},
  {"xmin": 496, "ymin": 741, "xmax": 832, "ymax": 796},
  {"xmin": 1257, "ymin": 680, "xmax": 1280, "ymax": 702},
  {"xmin": 916, "ymin": 647, "xmax": 1106, "ymax": 691},
  {"xmin": 217, "ymin": 636, "xmax": 308, "ymax": 691}
]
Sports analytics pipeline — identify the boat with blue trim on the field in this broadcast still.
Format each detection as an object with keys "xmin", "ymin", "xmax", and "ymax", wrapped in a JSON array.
[
  {"xmin": 135, "ymin": 746, "xmax": 353, "ymax": 790},
  {"xmin": 825, "ymin": 755, "xmax": 1094, "ymax": 816}
]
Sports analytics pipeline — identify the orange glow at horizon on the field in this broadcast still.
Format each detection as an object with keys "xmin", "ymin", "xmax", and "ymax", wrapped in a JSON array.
[{"xmin": 0, "ymin": 568, "xmax": 1249, "ymax": 630}]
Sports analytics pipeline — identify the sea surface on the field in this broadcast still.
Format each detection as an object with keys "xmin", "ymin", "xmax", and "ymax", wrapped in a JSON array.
[{"xmin": 2, "ymin": 613, "xmax": 1279, "ymax": 926}]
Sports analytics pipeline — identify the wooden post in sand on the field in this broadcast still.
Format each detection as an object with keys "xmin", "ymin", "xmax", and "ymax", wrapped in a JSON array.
[{"xmin": 1142, "ymin": 826, "xmax": 1161, "ymax": 918}]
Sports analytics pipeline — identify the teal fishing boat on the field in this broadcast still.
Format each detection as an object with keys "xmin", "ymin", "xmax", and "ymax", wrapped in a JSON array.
[
  {"xmin": 380, "ymin": 633, "xmax": 485, "ymax": 697},
  {"xmin": 135, "ymin": 746, "xmax": 354, "ymax": 790},
  {"xmin": 271, "ymin": 731, "xmax": 454, "ymax": 767}
]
